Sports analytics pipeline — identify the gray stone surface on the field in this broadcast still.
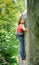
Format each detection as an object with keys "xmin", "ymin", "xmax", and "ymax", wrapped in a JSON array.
[{"xmin": 27, "ymin": 0, "xmax": 39, "ymax": 65}]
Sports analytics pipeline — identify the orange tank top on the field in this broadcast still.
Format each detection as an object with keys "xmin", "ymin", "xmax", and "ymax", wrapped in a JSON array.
[{"xmin": 17, "ymin": 25, "xmax": 24, "ymax": 33}]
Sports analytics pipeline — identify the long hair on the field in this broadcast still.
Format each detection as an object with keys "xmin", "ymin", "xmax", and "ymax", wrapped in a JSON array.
[
  {"xmin": 18, "ymin": 17, "xmax": 22, "ymax": 25},
  {"xmin": 18, "ymin": 17, "xmax": 25, "ymax": 25}
]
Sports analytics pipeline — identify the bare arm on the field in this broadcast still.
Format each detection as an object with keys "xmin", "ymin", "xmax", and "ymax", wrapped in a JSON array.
[{"xmin": 20, "ymin": 24, "xmax": 27, "ymax": 32}]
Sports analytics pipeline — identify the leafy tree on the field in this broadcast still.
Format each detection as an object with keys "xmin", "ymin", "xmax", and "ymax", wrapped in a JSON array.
[{"xmin": 0, "ymin": 0, "xmax": 26, "ymax": 65}]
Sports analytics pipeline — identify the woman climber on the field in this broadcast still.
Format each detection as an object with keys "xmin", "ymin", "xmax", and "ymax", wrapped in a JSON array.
[{"xmin": 17, "ymin": 17, "xmax": 27, "ymax": 60}]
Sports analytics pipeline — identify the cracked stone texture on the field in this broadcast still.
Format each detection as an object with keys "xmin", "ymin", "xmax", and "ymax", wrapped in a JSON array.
[{"xmin": 27, "ymin": 0, "xmax": 39, "ymax": 65}]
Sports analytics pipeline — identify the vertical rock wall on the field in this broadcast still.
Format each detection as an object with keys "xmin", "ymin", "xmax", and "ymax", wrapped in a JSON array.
[{"xmin": 27, "ymin": 0, "xmax": 39, "ymax": 65}]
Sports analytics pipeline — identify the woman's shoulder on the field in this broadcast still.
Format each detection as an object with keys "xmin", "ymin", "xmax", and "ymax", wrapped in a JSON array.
[
  {"xmin": 20, "ymin": 23, "xmax": 24, "ymax": 26},
  {"xmin": 19, "ymin": 24, "xmax": 24, "ymax": 28}
]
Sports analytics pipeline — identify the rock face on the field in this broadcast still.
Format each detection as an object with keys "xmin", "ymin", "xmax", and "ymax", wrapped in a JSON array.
[{"xmin": 27, "ymin": 0, "xmax": 39, "ymax": 65}]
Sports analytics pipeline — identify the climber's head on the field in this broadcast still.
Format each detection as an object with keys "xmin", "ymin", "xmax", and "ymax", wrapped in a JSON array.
[{"xmin": 18, "ymin": 17, "xmax": 25, "ymax": 25}]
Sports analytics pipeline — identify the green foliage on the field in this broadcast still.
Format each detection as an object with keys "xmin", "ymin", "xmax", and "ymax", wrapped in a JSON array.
[{"xmin": 0, "ymin": 0, "xmax": 26, "ymax": 65}]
